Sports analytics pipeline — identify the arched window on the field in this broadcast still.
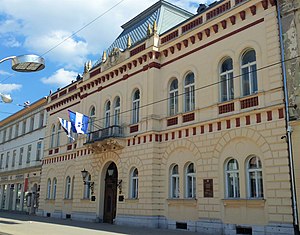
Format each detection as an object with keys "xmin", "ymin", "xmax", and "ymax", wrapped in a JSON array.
[
  {"xmin": 104, "ymin": 101, "xmax": 111, "ymax": 128},
  {"xmin": 71, "ymin": 176, "xmax": 75, "ymax": 199},
  {"xmin": 89, "ymin": 106, "xmax": 96, "ymax": 132},
  {"xmin": 130, "ymin": 168, "xmax": 139, "ymax": 199},
  {"xmin": 50, "ymin": 125, "xmax": 55, "ymax": 148},
  {"xmin": 56, "ymin": 123, "xmax": 61, "ymax": 147},
  {"xmin": 114, "ymin": 97, "xmax": 121, "ymax": 125},
  {"xmin": 132, "ymin": 90, "xmax": 140, "ymax": 124},
  {"xmin": 185, "ymin": 163, "xmax": 196, "ymax": 198},
  {"xmin": 225, "ymin": 159, "xmax": 240, "ymax": 198},
  {"xmin": 52, "ymin": 178, "xmax": 57, "ymax": 199},
  {"xmin": 83, "ymin": 174, "xmax": 91, "ymax": 199},
  {"xmin": 47, "ymin": 178, "xmax": 51, "ymax": 199},
  {"xmin": 170, "ymin": 165, "xmax": 179, "ymax": 198},
  {"xmin": 65, "ymin": 176, "xmax": 71, "ymax": 199},
  {"xmin": 220, "ymin": 58, "xmax": 234, "ymax": 102},
  {"xmin": 241, "ymin": 49, "xmax": 257, "ymax": 96},
  {"xmin": 247, "ymin": 156, "xmax": 263, "ymax": 198},
  {"xmin": 169, "ymin": 79, "xmax": 178, "ymax": 116},
  {"xmin": 184, "ymin": 73, "xmax": 195, "ymax": 112}
]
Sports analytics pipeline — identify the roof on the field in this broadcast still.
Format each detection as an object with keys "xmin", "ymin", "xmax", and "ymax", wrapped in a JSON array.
[
  {"xmin": 93, "ymin": 0, "xmax": 193, "ymax": 67},
  {"xmin": 0, "ymin": 97, "xmax": 47, "ymax": 127}
]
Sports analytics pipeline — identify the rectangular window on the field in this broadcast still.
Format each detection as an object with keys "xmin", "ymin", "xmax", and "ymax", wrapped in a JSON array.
[
  {"xmin": 15, "ymin": 123, "xmax": 19, "ymax": 138},
  {"xmin": 22, "ymin": 120, "xmax": 26, "ymax": 135},
  {"xmin": 39, "ymin": 112, "xmax": 44, "ymax": 128},
  {"xmin": 12, "ymin": 150, "xmax": 16, "ymax": 167},
  {"xmin": 0, "ymin": 154, "xmax": 3, "ymax": 169},
  {"xmin": 8, "ymin": 127, "xmax": 12, "ymax": 140},
  {"xmin": 36, "ymin": 141, "xmax": 42, "ymax": 161},
  {"xmin": 5, "ymin": 152, "xmax": 9, "ymax": 168},
  {"xmin": 26, "ymin": 145, "xmax": 31, "ymax": 163},
  {"xmin": 29, "ymin": 117, "xmax": 34, "ymax": 131},
  {"xmin": 2, "ymin": 130, "xmax": 6, "ymax": 142},
  {"xmin": 19, "ymin": 147, "xmax": 23, "ymax": 165}
]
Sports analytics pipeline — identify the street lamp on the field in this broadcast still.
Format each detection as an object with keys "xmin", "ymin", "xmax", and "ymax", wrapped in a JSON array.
[
  {"xmin": 0, "ymin": 93, "xmax": 13, "ymax": 103},
  {"xmin": 0, "ymin": 54, "xmax": 45, "ymax": 72},
  {"xmin": 0, "ymin": 54, "xmax": 45, "ymax": 105},
  {"xmin": 81, "ymin": 168, "xmax": 94, "ymax": 195}
]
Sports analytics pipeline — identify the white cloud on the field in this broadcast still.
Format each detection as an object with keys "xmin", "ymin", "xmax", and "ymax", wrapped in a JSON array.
[
  {"xmin": 2, "ymin": 35, "xmax": 21, "ymax": 47},
  {"xmin": 0, "ymin": 83, "xmax": 22, "ymax": 93},
  {"xmin": 0, "ymin": 70, "xmax": 13, "ymax": 76},
  {"xmin": 0, "ymin": 0, "xmax": 203, "ymax": 69},
  {"xmin": 25, "ymin": 30, "xmax": 89, "ymax": 69},
  {"xmin": 41, "ymin": 68, "xmax": 78, "ymax": 87}
]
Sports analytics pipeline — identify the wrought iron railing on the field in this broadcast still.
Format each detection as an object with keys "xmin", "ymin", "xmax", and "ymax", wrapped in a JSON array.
[{"xmin": 86, "ymin": 125, "xmax": 123, "ymax": 143}]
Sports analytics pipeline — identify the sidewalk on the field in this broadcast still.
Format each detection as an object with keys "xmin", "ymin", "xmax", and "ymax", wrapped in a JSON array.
[{"xmin": 0, "ymin": 211, "xmax": 198, "ymax": 235}]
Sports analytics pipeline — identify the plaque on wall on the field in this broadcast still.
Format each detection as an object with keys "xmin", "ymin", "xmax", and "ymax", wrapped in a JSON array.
[{"xmin": 203, "ymin": 179, "xmax": 213, "ymax": 198}]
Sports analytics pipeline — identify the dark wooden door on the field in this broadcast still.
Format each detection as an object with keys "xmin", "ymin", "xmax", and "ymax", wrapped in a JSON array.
[{"xmin": 103, "ymin": 163, "xmax": 118, "ymax": 223}]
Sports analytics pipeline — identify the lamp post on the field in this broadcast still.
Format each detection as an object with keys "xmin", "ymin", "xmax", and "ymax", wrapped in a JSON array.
[
  {"xmin": 0, "ymin": 54, "xmax": 45, "ymax": 105},
  {"xmin": 81, "ymin": 168, "xmax": 94, "ymax": 195}
]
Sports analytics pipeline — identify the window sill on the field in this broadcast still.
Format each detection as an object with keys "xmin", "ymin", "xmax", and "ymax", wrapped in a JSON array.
[
  {"xmin": 126, "ymin": 198, "xmax": 139, "ymax": 202},
  {"xmin": 80, "ymin": 198, "xmax": 91, "ymax": 202},
  {"xmin": 222, "ymin": 198, "xmax": 265, "ymax": 208},
  {"xmin": 45, "ymin": 199, "xmax": 56, "ymax": 203},
  {"xmin": 63, "ymin": 198, "xmax": 73, "ymax": 204},
  {"xmin": 167, "ymin": 198, "xmax": 197, "ymax": 206}
]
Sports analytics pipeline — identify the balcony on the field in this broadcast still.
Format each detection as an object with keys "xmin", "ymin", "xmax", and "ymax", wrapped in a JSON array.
[{"xmin": 85, "ymin": 125, "xmax": 125, "ymax": 153}]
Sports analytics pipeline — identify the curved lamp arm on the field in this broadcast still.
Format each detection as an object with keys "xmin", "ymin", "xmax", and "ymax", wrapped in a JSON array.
[{"xmin": 0, "ymin": 56, "xmax": 16, "ymax": 64}]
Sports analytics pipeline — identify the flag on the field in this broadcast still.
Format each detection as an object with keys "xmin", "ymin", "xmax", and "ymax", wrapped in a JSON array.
[
  {"xmin": 58, "ymin": 117, "xmax": 74, "ymax": 140},
  {"xmin": 68, "ymin": 110, "xmax": 89, "ymax": 134}
]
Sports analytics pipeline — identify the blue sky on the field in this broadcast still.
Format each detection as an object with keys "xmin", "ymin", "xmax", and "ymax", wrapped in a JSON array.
[{"xmin": 0, "ymin": 0, "xmax": 210, "ymax": 121}]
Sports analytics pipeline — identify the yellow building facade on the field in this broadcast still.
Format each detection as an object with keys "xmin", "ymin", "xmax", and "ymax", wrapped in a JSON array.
[{"xmin": 39, "ymin": 0, "xmax": 295, "ymax": 234}]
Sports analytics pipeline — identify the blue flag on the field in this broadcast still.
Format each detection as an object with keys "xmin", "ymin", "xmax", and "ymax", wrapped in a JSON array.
[
  {"xmin": 58, "ymin": 117, "xmax": 74, "ymax": 140},
  {"xmin": 68, "ymin": 110, "xmax": 89, "ymax": 134}
]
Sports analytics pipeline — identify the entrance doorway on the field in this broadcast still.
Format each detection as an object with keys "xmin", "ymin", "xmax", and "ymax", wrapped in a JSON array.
[{"xmin": 103, "ymin": 162, "xmax": 118, "ymax": 223}]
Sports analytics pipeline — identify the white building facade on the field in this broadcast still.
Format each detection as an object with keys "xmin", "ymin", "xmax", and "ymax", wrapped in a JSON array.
[{"xmin": 0, "ymin": 97, "xmax": 47, "ymax": 214}]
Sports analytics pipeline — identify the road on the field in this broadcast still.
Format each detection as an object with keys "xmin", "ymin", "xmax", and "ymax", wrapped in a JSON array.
[{"xmin": 0, "ymin": 212, "xmax": 196, "ymax": 235}]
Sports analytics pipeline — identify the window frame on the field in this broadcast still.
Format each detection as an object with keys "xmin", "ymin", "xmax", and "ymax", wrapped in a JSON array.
[
  {"xmin": 104, "ymin": 100, "xmax": 111, "ymax": 128},
  {"xmin": 56, "ymin": 123, "xmax": 61, "ymax": 147},
  {"xmin": 225, "ymin": 158, "xmax": 240, "ymax": 198},
  {"xmin": 50, "ymin": 125, "xmax": 55, "ymax": 148},
  {"xmin": 184, "ymin": 72, "xmax": 195, "ymax": 112},
  {"xmin": 114, "ymin": 97, "xmax": 121, "ymax": 126},
  {"xmin": 89, "ymin": 106, "xmax": 96, "ymax": 133},
  {"xmin": 130, "ymin": 168, "xmax": 139, "ymax": 199},
  {"xmin": 185, "ymin": 163, "xmax": 196, "ymax": 198},
  {"xmin": 132, "ymin": 89, "xmax": 140, "ymax": 124},
  {"xmin": 241, "ymin": 49, "xmax": 258, "ymax": 96},
  {"xmin": 52, "ymin": 178, "xmax": 57, "ymax": 199},
  {"xmin": 65, "ymin": 176, "xmax": 71, "ymax": 199},
  {"xmin": 29, "ymin": 116, "xmax": 34, "ymax": 132},
  {"xmin": 247, "ymin": 156, "xmax": 263, "ymax": 198},
  {"xmin": 47, "ymin": 178, "xmax": 51, "ymax": 199},
  {"xmin": 170, "ymin": 164, "xmax": 180, "ymax": 198},
  {"xmin": 220, "ymin": 58, "xmax": 234, "ymax": 102},
  {"xmin": 26, "ymin": 145, "xmax": 31, "ymax": 164},
  {"xmin": 169, "ymin": 79, "xmax": 179, "ymax": 116}
]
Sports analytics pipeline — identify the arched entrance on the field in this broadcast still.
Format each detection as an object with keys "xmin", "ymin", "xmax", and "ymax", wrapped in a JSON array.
[{"xmin": 103, "ymin": 162, "xmax": 118, "ymax": 223}]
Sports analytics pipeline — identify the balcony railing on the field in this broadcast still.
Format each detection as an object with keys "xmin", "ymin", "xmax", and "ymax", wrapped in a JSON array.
[{"xmin": 86, "ymin": 125, "xmax": 123, "ymax": 144}]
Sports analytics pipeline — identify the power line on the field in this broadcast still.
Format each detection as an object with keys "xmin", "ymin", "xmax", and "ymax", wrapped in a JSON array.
[
  {"xmin": 89, "ymin": 54, "xmax": 300, "ymax": 125},
  {"xmin": 40, "ymin": 0, "xmax": 126, "ymax": 57},
  {"xmin": 1, "ymin": 55, "xmax": 299, "ymax": 153},
  {"xmin": 0, "ymin": 0, "xmax": 126, "ymax": 84}
]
